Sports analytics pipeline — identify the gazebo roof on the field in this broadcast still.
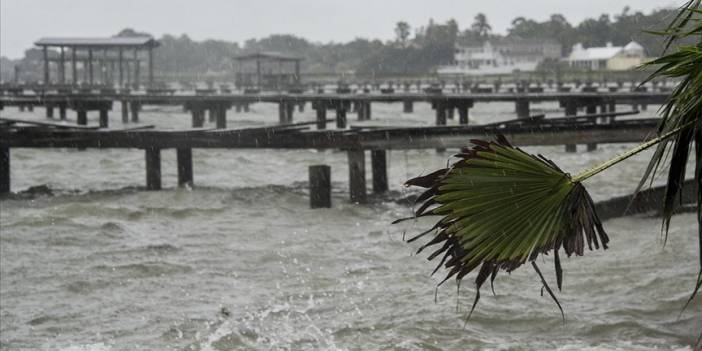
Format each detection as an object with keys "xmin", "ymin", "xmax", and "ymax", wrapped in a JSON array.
[
  {"xmin": 35, "ymin": 37, "xmax": 160, "ymax": 48},
  {"xmin": 233, "ymin": 51, "xmax": 303, "ymax": 62}
]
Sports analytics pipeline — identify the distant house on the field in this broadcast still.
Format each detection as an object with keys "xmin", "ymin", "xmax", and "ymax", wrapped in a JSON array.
[
  {"xmin": 437, "ymin": 37, "xmax": 562, "ymax": 76},
  {"xmin": 566, "ymin": 41, "xmax": 647, "ymax": 71}
]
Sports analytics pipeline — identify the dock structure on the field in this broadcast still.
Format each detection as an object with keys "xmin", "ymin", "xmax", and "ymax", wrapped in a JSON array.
[
  {"xmin": 233, "ymin": 52, "xmax": 303, "ymax": 91},
  {"xmin": 34, "ymin": 37, "xmax": 160, "ymax": 88},
  {"xmin": 0, "ymin": 90, "xmax": 668, "ymax": 130},
  {"xmin": 0, "ymin": 113, "xmax": 660, "ymax": 205}
]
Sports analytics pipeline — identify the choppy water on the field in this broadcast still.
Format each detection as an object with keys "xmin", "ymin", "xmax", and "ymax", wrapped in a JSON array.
[{"xmin": 1, "ymin": 100, "xmax": 700, "ymax": 350}]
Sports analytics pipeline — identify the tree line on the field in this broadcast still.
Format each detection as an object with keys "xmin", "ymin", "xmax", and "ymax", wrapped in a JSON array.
[{"xmin": 2, "ymin": 6, "xmax": 681, "ymax": 82}]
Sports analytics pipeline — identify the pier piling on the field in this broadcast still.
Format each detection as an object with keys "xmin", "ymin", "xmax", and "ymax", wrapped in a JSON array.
[
  {"xmin": 77, "ymin": 110, "xmax": 88, "ymax": 126},
  {"xmin": 586, "ymin": 103, "xmax": 598, "ymax": 151},
  {"xmin": 191, "ymin": 109, "xmax": 205, "ymax": 128},
  {"xmin": 403, "ymin": 100, "xmax": 413, "ymax": 113},
  {"xmin": 145, "ymin": 148, "xmax": 161, "ymax": 190},
  {"xmin": 336, "ymin": 106, "xmax": 347, "ymax": 129},
  {"xmin": 176, "ymin": 148, "xmax": 193, "ymax": 187},
  {"xmin": 309, "ymin": 165, "xmax": 331, "ymax": 208},
  {"xmin": 371, "ymin": 150, "xmax": 388, "ymax": 194},
  {"xmin": 121, "ymin": 101, "xmax": 129, "ymax": 123},
  {"xmin": 516, "ymin": 99, "xmax": 530, "ymax": 119},
  {"xmin": 59, "ymin": 105, "xmax": 67, "ymax": 120},
  {"xmin": 315, "ymin": 104, "xmax": 327, "ymax": 130},
  {"xmin": 216, "ymin": 107, "xmax": 227, "ymax": 129},
  {"xmin": 0, "ymin": 147, "xmax": 9, "ymax": 194},
  {"xmin": 564, "ymin": 100, "xmax": 578, "ymax": 153},
  {"xmin": 347, "ymin": 150, "xmax": 367, "ymax": 204},
  {"xmin": 46, "ymin": 106, "xmax": 54, "ymax": 119},
  {"xmin": 130, "ymin": 102, "xmax": 140, "ymax": 123},
  {"xmin": 99, "ymin": 109, "xmax": 109, "ymax": 128}
]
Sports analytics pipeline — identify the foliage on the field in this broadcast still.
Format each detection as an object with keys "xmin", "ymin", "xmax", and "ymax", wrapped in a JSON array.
[
  {"xmin": 397, "ymin": 136, "xmax": 609, "ymax": 318},
  {"xmin": 638, "ymin": 0, "xmax": 702, "ymax": 310},
  {"xmin": 397, "ymin": 0, "xmax": 702, "ymax": 326}
]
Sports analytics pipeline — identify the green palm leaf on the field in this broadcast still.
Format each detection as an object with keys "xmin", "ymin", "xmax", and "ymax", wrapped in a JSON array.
[
  {"xmin": 638, "ymin": 0, "xmax": 702, "ymax": 310},
  {"xmin": 397, "ymin": 136, "xmax": 608, "ymax": 319},
  {"xmin": 398, "ymin": 126, "xmax": 689, "ymax": 319}
]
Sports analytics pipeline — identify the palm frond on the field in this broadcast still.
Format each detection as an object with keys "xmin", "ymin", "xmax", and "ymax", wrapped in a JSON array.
[
  {"xmin": 639, "ymin": 0, "xmax": 702, "ymax": 307},
  {"xmin": 398, "ymin": 136, "xmax": 608, "ymax": 318}
]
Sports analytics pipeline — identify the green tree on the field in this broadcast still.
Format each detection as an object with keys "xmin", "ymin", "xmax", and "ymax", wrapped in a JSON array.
[
  {"xmin": 471, "ymin": 13, "xmax": 492, "ymax": 39},
  {"xmin": 395, "ymin": 21, "xmax": 411, "ymax": 48}
]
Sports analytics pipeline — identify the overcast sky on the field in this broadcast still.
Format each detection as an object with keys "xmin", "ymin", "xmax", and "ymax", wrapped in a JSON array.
[{"xmin": 1, "ymin": 0, "xmax": 678, "ymax": 59}]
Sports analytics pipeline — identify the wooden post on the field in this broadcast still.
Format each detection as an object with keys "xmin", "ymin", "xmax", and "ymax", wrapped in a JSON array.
[
  {"xmin": 59, "ymin": 105, "xmax": 67, "ymax": 120},
  {"xmin": 208, "ymin": 108, "xmax": 216, "ymax": 122},
  {"xmin": 357, "ymin": 101, "xmax": 365, "ymax": 120},
  {"xmin": 77, "ymin": 110, "xmax": 88, "ymax": 126},
  {"xmin": 516, "ymin": 99, "xmax": 530, "ymax": 119},
  {"xmin": 145, "ymin": 148, "xmax": 161, "ymax": 190},
  {"xmin": 564, "ymin": 99, "xmax": 578, "ymax": 153},
  {"xmin": 403, "ymin": 100, "xmax": 413, "ymax": 113},
  {"xmin": 278, "ymin": 102, "xmax": 287, "ymax": 124},
  {"xmin": 336, "ymin": 105, "xmax": 347, "ymax": 129},
  {"xmin": 363, "ymin": 102, "xmax": 372, "ymax": 120},
  {"xmin": 435, "ymin": 101, "xmax": 447, "ymax": 152},
  {"xmin": 435, "ymin": 102, "xmax": 447, "ymax": 126},
  {"xmin": 177, "ymin": 148, "xmax": 193, "ymax": 187},
  {"xmin": 88, "ymin": 49, "xmax": 94, "ymax": 85},
  {"xmin": 309, "ymin": 165, "xmax": 331, "ymax": 208},
  {"xmin": 59, "ymin": 47, "xmax": 66, "ymax": 84},
  {"xmin": 130, "ymin": 102, "xmax": 140, "ymax": 123},
  {"xmin": 191, "ymin": 109, "xmax": 205, "ymax": 128},
  {"xmin": 99, "ymin": 109, "xmax": 109, "ymax": 128},
  {"xmin": 71, "ymin": 47, "xmax": 77, "ymax": 85},
  {"xmin": 286, "ymin": 102, "xmax": 295, "ymax": 123},
  {"xmin": 148, "ymin": 46, "xmax": 154, "ymax": 86},
  {"xmin": 121, "ymin": 101, "xmax": 129, "ymax": 123},
  {"xmin": 608, "ymin": 100, "xmax": 617, "ymax": 123},
  {"xmin": 46, "ymin": 105, "xmax": 54, "ymax": 118},
  {"xmin": 133, "ymin": 49, "xmax": 140, "ymax": 89},
  {"xmin": 298, "ymin": 102, "xmax": 305, "ymax": 112},
  {"xmin": 0, "ymin": 147, "xmax": 9, "ymax": 194},
  {"xmin": 118, "ymin": 48, "xmax": 124, "ymax": 88},
  {"xmin": 315, "ymin": 104, "xmax": 327, "ymax": 130},
  {"xmin": 371, "ymin": 150, "xmax": 388, "ymax": 193},
  {"xmin": 216, "ymin": 106, "xmax": 227, "ymax": 129},
  {"xmin": 458, "ymin": 104, "xmax": 470, "ymax": 125},
  {"xmin": 347, "ymin": 150, "xmax": 367, "ymax": 203},
  {"xmin": 43, "ymin": 46, "xmax": 50, "ymax": 85},
  {"xmin": 586, "ymin": 103, "xmax": 598, "ymax": 151}
]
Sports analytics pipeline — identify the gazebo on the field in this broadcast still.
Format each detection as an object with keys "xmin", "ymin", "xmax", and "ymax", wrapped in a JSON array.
[
  {"xmin": 34, "ymin": 37, "xmax": 160, "ymax": 88},
  {"xmin": 233, "ymin": 52, "xmax": 303, "ymax": 91}
]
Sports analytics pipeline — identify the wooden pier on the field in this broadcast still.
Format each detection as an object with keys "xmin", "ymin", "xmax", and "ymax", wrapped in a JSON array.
[{"xmin": 0, "ymin": 113, "xmax": 659, "ymax": 203}]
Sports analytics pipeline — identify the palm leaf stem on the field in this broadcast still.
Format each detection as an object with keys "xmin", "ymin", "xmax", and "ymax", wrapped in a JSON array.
[{"xmin": 572, "ymin": 121, "xmax": 696, "ymax": 183}]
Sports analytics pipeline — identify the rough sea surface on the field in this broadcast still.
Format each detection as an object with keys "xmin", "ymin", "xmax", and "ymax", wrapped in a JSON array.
[{"xmin": 1, "ymin": 98, "xmax": 700, "ymax": 350}]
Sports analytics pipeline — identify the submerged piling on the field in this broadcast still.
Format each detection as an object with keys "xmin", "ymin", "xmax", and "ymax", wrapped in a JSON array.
[
  {"xmin": 309, "ymin": 165, "xmax": 331, "ymax": 208},
  {"xmin": 145, "ymin": 148, "xmax": 161, "ymax": 190}
]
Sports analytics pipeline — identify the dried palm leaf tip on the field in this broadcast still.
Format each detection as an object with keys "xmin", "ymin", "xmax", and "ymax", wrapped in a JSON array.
[{"xmin": 396, "ymin": 135, "xmax": 609, "ymax": 320}]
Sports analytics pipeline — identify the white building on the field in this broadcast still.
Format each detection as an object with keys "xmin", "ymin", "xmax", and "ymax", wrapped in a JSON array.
[
  {"xmin": 566, "ymin": 41, "xmax": 647, "ymax": 71},
  {"xmin": 437, "ymin": 38, "xmax": 561, "ymax": 76}
]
